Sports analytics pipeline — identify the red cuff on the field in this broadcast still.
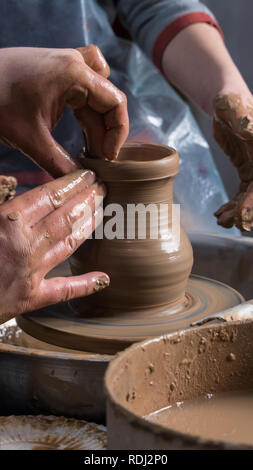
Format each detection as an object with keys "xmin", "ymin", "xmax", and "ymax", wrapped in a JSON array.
[{"xmin": 153, "ymin": 12, "xmax": 224, "ymax": 71}]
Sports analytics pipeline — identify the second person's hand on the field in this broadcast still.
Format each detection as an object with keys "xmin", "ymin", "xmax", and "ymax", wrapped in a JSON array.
[{"xmin": 213, "ymin": 92, "xmax": 253, "ymax": 231}]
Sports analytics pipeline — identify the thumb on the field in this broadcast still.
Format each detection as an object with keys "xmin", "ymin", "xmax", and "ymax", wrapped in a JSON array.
[{"xmin": 18, "ymin": 122, "xmax": 82, "ymax": 178}]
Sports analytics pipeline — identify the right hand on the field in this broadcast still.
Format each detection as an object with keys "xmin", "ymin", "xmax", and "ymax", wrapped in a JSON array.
[
  {"xmin": 0, "ymin": 45, "xmax": 129, "ymax": 176},
  {"xmin": 0, "ymin": 170, "xmax": 109, "ymax": 324},
  {"xmin": 213, "ymin": 93, "xmax": 253, "ymax": 231}
]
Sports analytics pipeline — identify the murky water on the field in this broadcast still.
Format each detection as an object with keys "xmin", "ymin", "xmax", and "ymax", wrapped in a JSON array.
[{"xmin": 146, "ymin": 390, "xmax": 253, "ymax": 446}]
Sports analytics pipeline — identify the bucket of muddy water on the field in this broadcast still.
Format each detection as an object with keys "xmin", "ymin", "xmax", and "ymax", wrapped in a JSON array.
[{"xmin": 105, "ymin": 318, "xmax": 253, "ymax": 449}]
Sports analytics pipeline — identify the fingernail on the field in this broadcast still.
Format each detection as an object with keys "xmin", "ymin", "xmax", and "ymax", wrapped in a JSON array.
[
  {"xmin": 93, "ymin": 275, "xmax": 110, "ymax": 293},
  {"xmin": 81, "ymin": 169, "xmax": 96, "ymax": 186}
]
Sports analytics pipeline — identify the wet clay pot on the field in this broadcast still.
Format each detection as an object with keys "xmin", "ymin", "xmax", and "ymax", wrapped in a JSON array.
[
  {"xmin": 70, "ymin": 142, "xmax": 193, "ymax": 315},
  {"xmin": 105, "ymin": 320, "xmax": 253, "ymax": 450}
]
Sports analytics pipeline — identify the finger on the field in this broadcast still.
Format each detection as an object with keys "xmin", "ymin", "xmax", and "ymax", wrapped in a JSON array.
[
  {"xmin": 214, "ymin": 200, "xmax": 236, "ymax": 217},
  {"xmin": 215, "ymin": 207, "xmax": 237, "ymax": 228},
  {"xmin": 18, "ymin": 120, "xmax": 82, "ymax": 178},
  {"xmin": 41, "ymin": 206, "xmax": 104, "ymax": 274},
  {"xmin": 1, "ymin": 170, "xmax": 96, "ymax": 226},
  {"xmin": 74, "ymin": 106, "xmax": 106, "ymax": 158},
  {"xmin": 74, "ymin": 93, "xmax": 129, "ymax": 160},
  {"xmin": 70, "ymin": 65, "xmax": 129, "ymax": 160},
  {"xmin": 76, "ymin": 45, "xmax": 110, "ymax": 78},
  {"xmin": 34, "ymin": 182, "xmax": 105, "ymax": 256},
  {"xmin": 38, "ymin": 272, "xmax": 110, "ymax": 307},
  {"xmin": 103, "ymin": 102, "xmax": 129, "ymax": 160}
]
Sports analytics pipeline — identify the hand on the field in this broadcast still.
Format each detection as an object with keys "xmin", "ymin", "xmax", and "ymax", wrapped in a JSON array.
[
  {"xmin": 0, "ymin": 46, "xmax": 129, "ymax": 176},
  {"xmin": 213, "ymin": 93, "xmax": 253, "ymax": 231},
  {"xmin": 0, "ymin": 170, "xmax": 109, "ymax": 324}
]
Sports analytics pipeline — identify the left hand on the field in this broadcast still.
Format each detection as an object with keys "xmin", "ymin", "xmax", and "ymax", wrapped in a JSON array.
[{"xmin": 213, "ymin": 92, "xmax": 253, "ymax": 231}]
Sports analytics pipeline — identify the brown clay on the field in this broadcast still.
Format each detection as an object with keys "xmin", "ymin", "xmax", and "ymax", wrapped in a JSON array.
[
  {"xmin": 0, "ymin": 175, "xmax": 17, "ymax": 205},
  {"xmin": 17, "ymin": 275, "xmax": 243, "ymax": 354},
  {"xmin": 72, "ymin": 142, "xmax": 193, "ymax": 313},
  {"xmin": 105, "ymin": 320, "xmax": 253, "ymax": 450},
  {"xmin": 17, "ymin": 142, "xmax": 243, "ymax": 354}
]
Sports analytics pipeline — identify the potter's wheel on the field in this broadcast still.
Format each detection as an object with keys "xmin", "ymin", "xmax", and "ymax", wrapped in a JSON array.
[
  {"xmin": 17, "ymin": 275, "xmax": 243, "ymax": 355},
  {"xmin": 0, "ymin": 234, "xmax": 251, "ymax": 423}
]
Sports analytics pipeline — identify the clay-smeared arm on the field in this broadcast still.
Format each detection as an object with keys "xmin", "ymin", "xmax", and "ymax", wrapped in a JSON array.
[
  {"xmin": 0, "ymin": 170, "xmax": 109, "ymax": 324},
  {"xmin": 0, "ymin": 46, "xmax": 129, "ymax": 176},
  {"xmin": 161, "ymin": 23, "xmax": 253, "ymax": 231}
]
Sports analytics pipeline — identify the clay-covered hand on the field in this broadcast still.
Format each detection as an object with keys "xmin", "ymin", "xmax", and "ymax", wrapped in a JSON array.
[
  {"xmin": 0, "ymin": 46, "xmax": 129, "ymax": 176},
  {"xmin": 0, "ymin": 170, "xmax": 109, "ymax": 324},
  {"xmin": 213, "ymin": 93, "xmax": 253, "ymax": 231}
]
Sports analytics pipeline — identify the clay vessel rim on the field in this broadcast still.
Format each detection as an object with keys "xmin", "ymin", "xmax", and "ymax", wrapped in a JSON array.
[
  {"xmin": 81, "ymin": 142, "xmax": 179, "ymax": 181},
  {"xmin": 105, "ymin": 320, "xmax": 253, "ymax": 449}
]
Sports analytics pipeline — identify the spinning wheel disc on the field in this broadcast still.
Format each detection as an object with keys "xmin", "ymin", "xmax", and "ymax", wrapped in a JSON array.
[{"xmin": 17, "ymin": 275, "xmax": 244, "ymax": 355}]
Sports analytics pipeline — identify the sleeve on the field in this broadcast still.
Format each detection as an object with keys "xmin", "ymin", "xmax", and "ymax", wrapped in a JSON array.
[{"xmin": 115, "ymin": 0, "xmax": 223, "ymax": 71}]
